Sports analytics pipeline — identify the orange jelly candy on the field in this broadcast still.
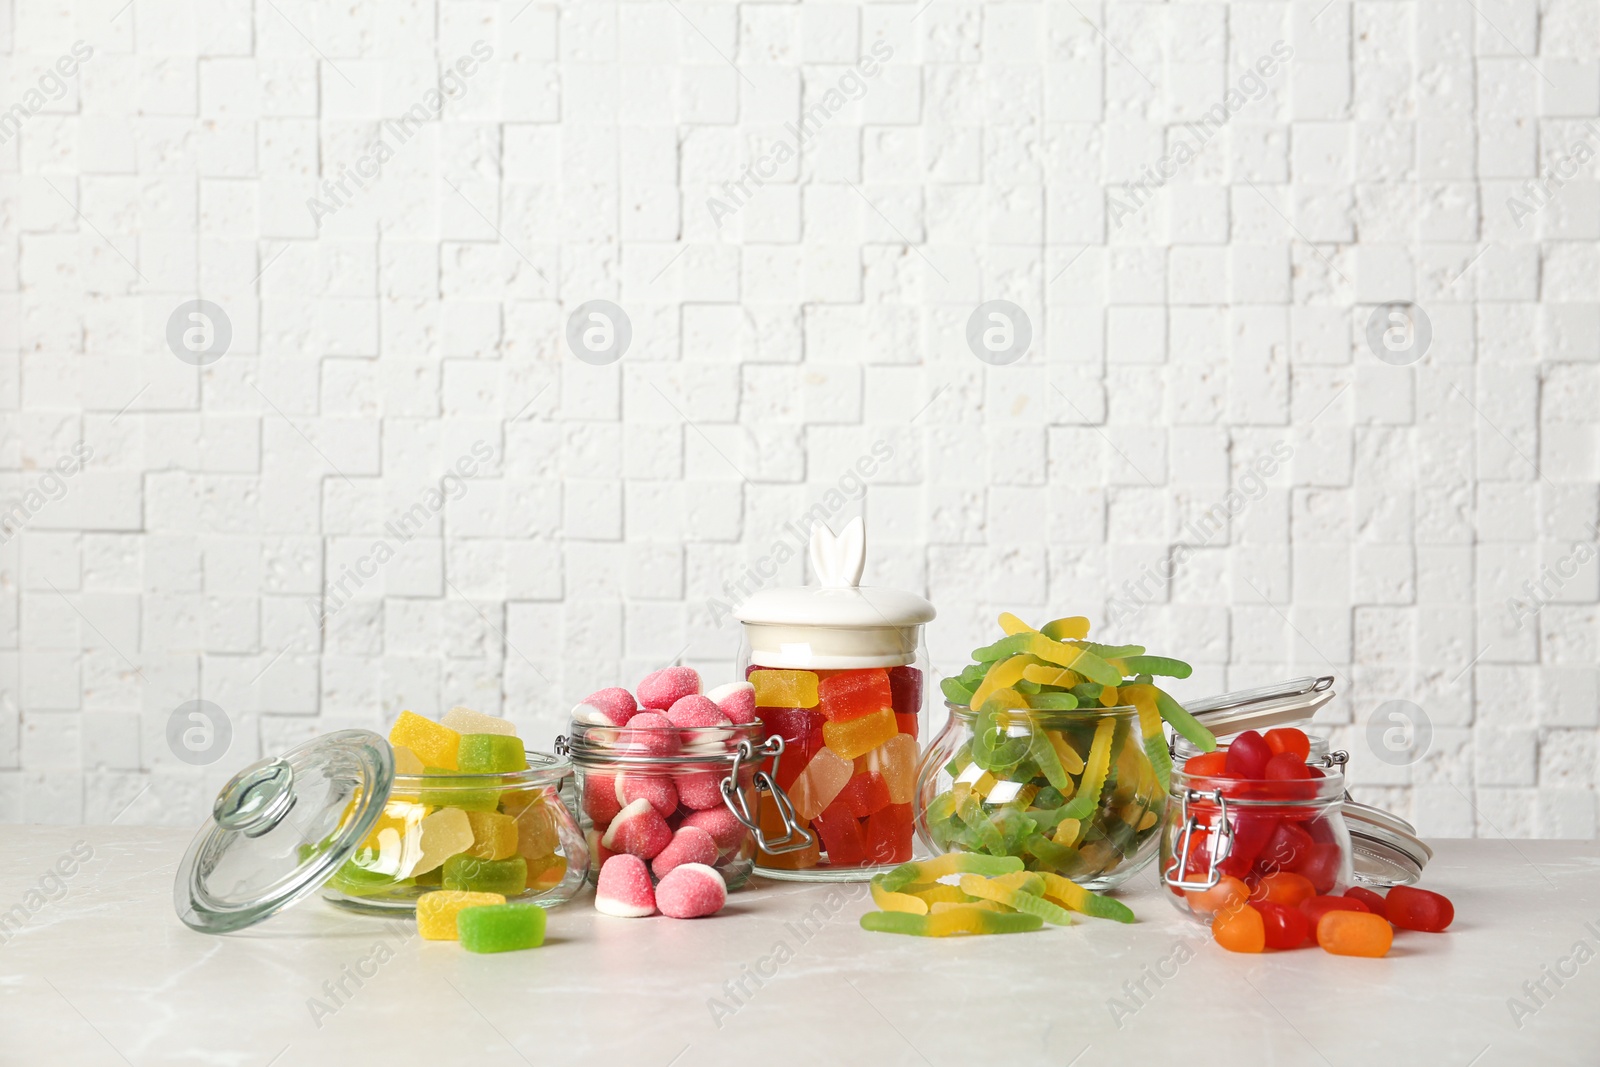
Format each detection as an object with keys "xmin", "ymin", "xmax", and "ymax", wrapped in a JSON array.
[
  {"xmin": 1186, "ymin": 874, "xmax": 1249, "ymax": 916},
  {"xmin": 1255, "ymin": 871, "xmax": 1316, "ymax": 907},
  {"xmin": 1317, "ymin": 911, "xmax": 1393, "ymax": 958},
  {"xmin": 1212, "ymin": 902, "xmax": 1265, "ymax": 953}
]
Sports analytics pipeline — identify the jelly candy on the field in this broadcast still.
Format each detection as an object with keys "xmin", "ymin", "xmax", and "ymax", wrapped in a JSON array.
[
  {"xmin": 441, "ymin": 706, "xmax": 517, "ymax": 736},
  {"xmin": 822, "ymin": 707, "xmax": 898, "ymax": 760},
  {"xmin": 751, "ymin": 669, "xmax": 819, "ymax": 709},
  {"xmin": 1224, "ymin": 729, "xmax": 1272, "ymax": 779},
  {"xmin": 1316, "ymin": 910, "xmax": 1392, "ymax": 957},
  {"xmin": 860, "ymin": 908, "xmax": 1044, "ymax": 937},
  {"xmin": 1293, "ymin": 842, "xmax": 1343, "ymax": 894},
  {"xmin": 1058, "ymin": 718, "xmax": 1113, "ymax": 820},
  {"xmin": 817, "ymin": 669, "xmax": 893, "ymax": 723},
  {"xmin": 413, "ymin": 807, "xmax": 474, "ymax": 877},
  {"xmin": 1255, "ymin": 871, "xmax": 1316, "ymax": 907},
  {"xmin": 509, "ymin": 797, "xmax": 561, "ymax": 863},
  {"xmin": 1038, "ymin": 616, "xmax": 1090, "ymax": 640},
  {"xmin": 526, "ymin": 853, "xmax": 568, "ymax": 892},
  {"xmin": 1038, "ymin": 872, "xmax": 1136, "ymax": 923},
  {"xmin": 1212, "ymin": 902, "xmax": 1265, "ymax": 953},
  {"xmin": 865, "ymin": 803, "xmax": 914, "ymax": 865},
  {"xmin": 969, "ymin": 654, "xmax": 1037, "ymax": 709},
  {"xmin": 458, "ymin": 903, "xmax": 547, "ymax": 952},
  {"xmin": 907, "ymin": 883, "xmax": 973, "ymax": 906},
  {"xmin": 443, "ymin": 855, "xmax": 528, "ymax": 895},
  {"xmin": 788, "ymin": 747, "xmax": 853, "ymax": 821},
  {"xmin": 652, "ymin": 825, "xmax": 719, "ymax": 879},
  {"xmin": 1120, "ymin": 683, "xmax": 1172, "ymax": 792},
  {"xmin": 1256, "ymin": 901, "xmax": 1312, "ymax": 949},
  {"xmin": 998, "ymin": 612, "xmax": 1034, "ymax": 634},
  {"xmin": 655, "ymin": 863, "xmax": 728, "ymax": 919},
  {"xmin": 706, "ymin": 681, "xmax": 757, "ymax": 724},
  {"xmin": 1344, "ymin": 886, "xmax": 1388, "ymax": 918},
  {"xmin": 837, "ymin": 771, "xmax": 892, "ymax": 818},
  {"xmin": 464, "ymin": 811, "xmax": 519, "ymax": 861},
  {"xmin": 1186, "ymin": 874, "xmax": 1249, "ymax": 916},
  {"xmin": 1385, "ymin": 886, "xmax": 1454, "ymax": 932},
  {"xmin": 757, "ymin": 793, "xmax": 819, "ymax": 870},
  {"xmin": 887, "ymin": 665, "xmax": 922, "ymax": 716},
  {"xmin": 1265, "ymin": 727, "xmax": 1311, "ymax": 761},
  {"xmin": 419, "ymin": 770, "xmax": 501, "ymax": 812},
  {"xmin": 1259, "ymin": 820, "xmax": 1314, "ymax": 871},
  {"xmin": 1265, "ymin": 752, "xmax": 1312, "ymax": 780},
  {"xmin": 1301, "ymin": 894, "xmax": 1368, "ymax": 925},
  {"xmin": 814, "ymin": 798, "xmax": 867, "ymax": 866},
  {"xmin": 392, "ymin": 746, "xmax": 426, "ymax": 775},
  {"xmin": 1153, "ymin": 686, "xmax": 1216, "ymax": 753},
  {"xmin": 1182, "ymin": 751, "xmax": 1229, "ymax": 777},
  {"xmin": 388, "ymin": 710, "xmax": 461, "ymax": 770},
  {"xmin": 861, "ymin": 733, "xmax": 917, "ymax": 804},
  {"xmin": 971, "ymin": 632, "xmax": 1120, "ymax": 687},
  {"xmin": 595, "ymin": 854, "xmax": 657, "ymax": 917},
  {"xmin": 416, "ymin": 890, "xmax": 507, "ymax": 940},
  {"xmin": 878, "ymin": 852, "xmax": 1023, "ymax": 893},
  {"xmin": 958, "ymin": 874, "xmax": 1074, "ymax": 926},
  {"xmin": 761, "ymin": 706, "xmax": 822, "ymax": 791},
  {"xmin": 637, "ymin": 666, "xmax": 702, "ymax": 710},
  {"xmin": 870, "ymin": 874, "xmax": 929, "ymax": 914}
]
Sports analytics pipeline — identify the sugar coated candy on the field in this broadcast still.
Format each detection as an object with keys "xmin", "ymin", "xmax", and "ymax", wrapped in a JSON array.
[
  {"xmin": 443, "ymin": 855, "xmax": 528, "ymax": 896},
  {"xmin": 458, "ymin": 904, "xmax": 547, "ymax": 953},
  {"xmin": 655, "ymin": 863, "xmax": 727, "ymax": 919},
  {"xmin": 391, "ymin": 746, "xmax": 426, "ymax": 776},
  {"xmin": 416, "ymin": 890, "xmax": 506, "ymax": 940},
  {"xmin": 413, "ymin": 807, "xmax": 475, "ymax": 877},
  {"xmin": 821, "ymin": 707, "xmax": 897, "ymax": 761},
  {"xmin": 463, "ymin": 811, "xmax": 519, "ymax": 861},
  {"xmin": 681, "ymin": 807, "xmax": 745, "ymax": 853},
  {"xmin": 638, "ymin": 667, "xmax": 702, "ymax": 710},
  {"xmin": 652, "ymin": 825, "xmax": 719, "ymax": 879},
  {"xmin": 616, "ymin": 711, "xmax": 681, "ymax": 757},
  {"xmin": 751, "ymin": 669, "xmax": 819, "ymax": 709},
  {"xmin": 440, "ymin": 706, "xmax": 518, "ymax": 737},
  {"xmin": 665, "ymin": 695, "xmax": 732, "ymax": 740},
  {"xmin": 388, "ymin": 710, "xmax": 461, "ymax": 770},
  {"xmin": 603, "ymin": 798, "xmax": 673, "ymax": 860},
  {"xmin": 573, "ymin": 688, "xmax": 639, "ymax": 727},
  {"xmin": 705, "ymin": 681, "xmax": 757, "ymax": 725},
  {"xmin": 595, "ymin": 854, "xmax": 656, "ymax": 917},
  {"xmin": 616, "ymin": 772, "xmax": 679, "ymax": 818},
  {"xmin": 673, "ymin": 769, "xmax": 725, "ymax": 811},
  {"xmin": 817, "ymin": 669, "xmax": 893, "ymax": 723},
  {"xmin": 583, "ymin": 771, "xmax": 623, "ymax": 829},
  {"xmin": 458, "ymin": 733, "xmax": 528, "ymax": 774}
]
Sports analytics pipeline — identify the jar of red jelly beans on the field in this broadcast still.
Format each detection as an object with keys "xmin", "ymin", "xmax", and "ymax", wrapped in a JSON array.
[
  {"xmin": 1160, "ymin": 677, "xmax": 1431, "ymax": 922},
  {"xmin": 735, "ymin": 520, "xmax": 936, "ymax": 881}
]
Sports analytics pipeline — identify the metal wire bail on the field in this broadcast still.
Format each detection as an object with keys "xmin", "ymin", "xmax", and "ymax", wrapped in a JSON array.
[
  {"xmin": 1163, "ymin": 788, "xmax": 1232, "ymax": 892},
  {"xmin": 719, "ymin": 736, "xmax": 814, "ymax": 855}
]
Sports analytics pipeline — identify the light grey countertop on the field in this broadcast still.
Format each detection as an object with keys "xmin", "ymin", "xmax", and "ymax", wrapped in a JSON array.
[{"xmin": 1, "ymin": 827, "xmax": 1597, "ymax": 1066}]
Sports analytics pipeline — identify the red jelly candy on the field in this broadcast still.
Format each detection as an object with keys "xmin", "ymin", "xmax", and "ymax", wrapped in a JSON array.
[
  {"xmin": 887, "ymin": 666, "xmax": 922, "ymax": 717},
  {"xmin": 1301, "ymin": 894, "xmax": 1369, "ymax": 925},
  {"xmin": 1385, "ymin": 886, "xmax": 1454, "ymax": 932},
  {"xmin": 1264, "ymin": 752, "xmax": 1312, "ymax": 780},
  {"xmin": 865, "ymin": 802, "xmax": 913, "ymax": 865},
  {"xmin": 1256, "ymin": 901, "xmax": 1313, "ymax": 949},
  {"xmin": 817, "ymin": 669, "xmax": 894, "ymax": 723},
  {"xmin": 761, "ymin": 707, "xmax": 821, "ymax": 791},
  {"xmin": 1225, "ymin": 730, "xmax": 1272, "ymax": 779},
  {"xmin": 894, "ymin": 712, "xmax": 918, "ymax": 739},
  {"xmin": 1258, "ymin": 820, "xmax": 1314, "ymax": 872},
  {"xmin": 1291, "ymin": 842, "xmax": 1343, "ymax": 894},
  {"xmin": 813, "ymin": 798, "xmax": 867, "ymax": 866},
  {"xmin": 837, "ymin": 771, "xmax": 892, "ymax": 818},
  {"xmin": 1218, "ymin": 814, "xmax": 1278, "ymax": 878},
  {"xmin": 1183, "ymin": 751, "xmax": 1229, "ymax": 777},
  {"xmin": 1264, "ymin": 727, "xmax": 1311, "ymax": 761},
  {"xmin": 1344, "ymin": 886, "xmax": 1388, "ymax": 919}
]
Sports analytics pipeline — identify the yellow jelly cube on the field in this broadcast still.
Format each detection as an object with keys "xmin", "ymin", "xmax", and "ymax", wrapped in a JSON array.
[
  {"xmin": 464, "ymin": 811, "xmax": 519, "ymax": 861},
  {"xmin": 751, "ymin": 669, "xmax": 819, "ymax": 709},
  {"xmin": 416, "ymin": 890, "xmax": 507, "ymax": 940},
  {"xmin": 354, "ymin": 799, "xmax": 429, "ymax": 877},
  {"xmin": 526, "ymin": 853, "xmax": 568, "ymax": 893},
  {"xmin": 392, "ymin": 745, "xmax": 426, "ymax": 776},
  {"xmin": 509, "ymin": 798, "xmax": 560, "ymax": 860},
  {"xmin": 389, "ymin": 710, "xmax": 461, "ymax": 771},
  {"xmin": 822, "ymin": 707, "xmax": 898, "ymax": 760},
  {"xmin": 440, "ymin": 706, "xmax": 518, "ymax": 737}
]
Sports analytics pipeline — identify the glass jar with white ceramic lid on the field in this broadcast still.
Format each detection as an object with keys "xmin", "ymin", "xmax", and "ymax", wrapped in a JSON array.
[
  {"xmin": 174, "ymin": 730, "xmax": 588, "ymax": 933},
  {"xmin": 734, "ymin": 519, "xmax": 936, "ymax": 882}
]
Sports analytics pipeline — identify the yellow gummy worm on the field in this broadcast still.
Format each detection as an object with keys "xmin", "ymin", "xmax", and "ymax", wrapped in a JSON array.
[
  {"xmin": 971, "ymin": 656, "xmax": 1041, "ymax": 710},
  {"xmin": 1047, "ymin": 731, "xmax": 1086, "ymax": 775},
  {"xmin": 908, "ymin": 884, "xmax": 976, "ymax": 906},
  {"xmin": 1022, "ymin": 664, "xmax": 1080, "ymax": 689},
  {"xmin": 998, "ymin": 612, "xmax": 1035, "ymax": 635},
  {"xmin": 930, "ymin": 899, "xmax": 1009, "ymax": 915},
  {"xmin": 958, "ymin": 874, "xmax": 1075, "ymax": 926},
  {"xmin": 870, "ymin": 876, "xmax": 928, "ymax": 915},
  {"xmin": 987, "ymin": 870, "xmax": 1046, "ymax": 896}
]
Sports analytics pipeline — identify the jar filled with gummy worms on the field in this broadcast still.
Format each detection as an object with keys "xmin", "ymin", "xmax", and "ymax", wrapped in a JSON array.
[
  {"xmin": 734, "ymin": 519, "xmax": 936, "ymax": 881},
  {"xmin": 560, "ymin": 718, "xmax": 813, "ymax": 890}
]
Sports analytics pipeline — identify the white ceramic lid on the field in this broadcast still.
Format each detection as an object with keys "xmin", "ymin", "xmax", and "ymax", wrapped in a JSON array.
[{"xmin": 734, "ymin": 519, "xmax": 935, "ymax": 669}]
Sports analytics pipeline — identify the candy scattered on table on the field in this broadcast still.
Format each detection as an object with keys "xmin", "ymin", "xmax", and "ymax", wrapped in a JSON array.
[
  {"xmin": 457, "ymin": 903, "xmax": 548, "ymax": 953},
  {"xmin": 415, "ymin": 890, "xmax": 506, "ymax": 940},
  {"xmin": 1205, "ymin": 882, "xmax": 1456, "ymax": 958},
  {"xmin": 860, "ymin": 853, "xmax": 1130, "ymax": 936},
  {"xmin": 655, "ymin": 863, "xmax": 728, "ymax": 919},
  {"xmin": 595, "ymin": 854, "xmax": 657, "ymax": 917}
]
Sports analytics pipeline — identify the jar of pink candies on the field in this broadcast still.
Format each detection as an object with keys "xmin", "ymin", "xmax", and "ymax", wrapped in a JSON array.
[{"xmin": 735, "ymin": 520, "xmax": 937, "ymax": 882}]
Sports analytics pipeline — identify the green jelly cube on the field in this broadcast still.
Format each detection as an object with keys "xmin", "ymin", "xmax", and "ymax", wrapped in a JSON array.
[
  {"xmin": 458, "ymin": 734, "xmax": 528, "ymax": 774},
  {"xmin": 419, "ymin": 769, "xmax": 500, "ymax": 811},
  {"xmin": 443, "ymin": 854, "xmax": 527, "ymax": 895},
  {"xmin": 458, "ymin": 904, "xmax": 547, "ymax": 953}
]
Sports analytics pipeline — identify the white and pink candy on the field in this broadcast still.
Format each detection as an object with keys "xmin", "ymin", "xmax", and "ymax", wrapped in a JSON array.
[
  {"xmin": 651, "ymin": 825, "xmax": 719, "ymax": 879},
  {"xmin": 706, "ymin": 681, "xmax": 757, "ymax": 725},
  {"xmin": 655, "ymin": 863, "xmax": 728, "ymax": 919},
  {"xmin": 602, "ymin": 798, "xmax": 673, "ymax": 860},
  {"xmin": 637, "ymin": 667, "xmax": 702, "ymax": 711},
  {"xmin": 595, "ymin": 854, "xmax": 656, "ymax": 918}
]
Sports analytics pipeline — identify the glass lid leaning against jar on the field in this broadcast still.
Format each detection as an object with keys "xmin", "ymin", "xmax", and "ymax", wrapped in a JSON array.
[
  {"xmin": 174, "ymin": 710, "xmax": 588, "ymax": 934},
  {"xmin": 734, "ymin": 518, "xmax": 936, "ymax": 882}
]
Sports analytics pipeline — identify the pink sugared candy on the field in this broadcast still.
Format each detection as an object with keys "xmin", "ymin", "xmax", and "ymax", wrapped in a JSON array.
[
  {"xmin": 666, "ymin": 695, "xmax": 732, "ymax": 740},
  {"xmin": 706, "ymin": 681, "xmax": 757, "ymax": 725},
  {"xmin": 602, "ymin": 798, "xmax": 673, "ymax": 860},
  {"xmin": 595, "ymin": 854, "xmax": 657, "ymax": 918},
  {"xmin": 583, "ymin": 771, "xmax": 622, "ymax": 829},
  {"xmin": 652, "ymin": 825, "xmax": 719, "ymax": 879},
  {"xmin": 586, "ymin": 828, "xmax": 616, "ymax": 869},
  {"xmin": 573, "ymin": 687, "xmax": 639, "ymax": 727},
  {"xmin": 638, "ymin": 667, "xmax": 702, "ymax": 710},
  {"xmin": 656, "ymin": 863, "xmax": 727, "ymax": 919},
  {"xmin": 616, "ymin": 711, "xmax": 681, "ymax": 757},
  {"xmin": 681, "ymin": 806, "xmax": 745, "ymax": 853},
  {"xmin": 616, "ymin": 772, "xmax": 679, "ymax": 818},
  {"xmin": 674, "ymin": 769, "xmax": 725, "ymax": 811}
]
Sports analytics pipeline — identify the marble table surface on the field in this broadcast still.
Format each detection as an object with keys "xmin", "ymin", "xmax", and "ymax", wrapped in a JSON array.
[{"xmin": 1, "ymin": 827, "xmax": 1597, "ymax": 1066}]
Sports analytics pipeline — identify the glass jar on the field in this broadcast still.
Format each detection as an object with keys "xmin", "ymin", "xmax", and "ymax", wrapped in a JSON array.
[
  {"xmin": 320, "ymin": 751, "xmax": 588, "ymax": 914},
  {"xmin": 734, "ymin": 519, "xmax": 936, "ymax": 882},
  {"xmin": 1160, "ymin": 764, "xmax": 1353, "ymax": 921},
  {"xmin": 175, "ymin": 730, "xmax": 588, "ymax": 934},
  {"xmin": 560, "ymin": 719, "xmax": 809, "ymax": 890},
  {"xmin": 914, "ymin": 701, "xmax": 1164, "ymax": 891}
]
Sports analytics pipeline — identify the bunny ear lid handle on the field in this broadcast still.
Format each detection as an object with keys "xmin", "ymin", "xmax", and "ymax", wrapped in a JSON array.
[{"xmin": 810, "ymin": 517, "xmax": 866, "ymax": 588}]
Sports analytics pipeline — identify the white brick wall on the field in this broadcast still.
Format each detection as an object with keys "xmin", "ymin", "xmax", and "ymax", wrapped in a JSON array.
[{"xmin": 1, "ymin": 0, "xmax": 1596, "ymax": 839}]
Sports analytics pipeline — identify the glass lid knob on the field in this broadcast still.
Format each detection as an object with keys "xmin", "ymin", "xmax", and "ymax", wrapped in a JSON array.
[{"xmin": 213, "ymin": 757, "xmax": 297, "ymax": 837}]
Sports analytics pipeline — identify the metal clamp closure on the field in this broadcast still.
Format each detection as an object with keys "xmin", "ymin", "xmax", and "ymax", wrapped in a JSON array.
[
  {"xmin": 1163, "ymin": 788, "xmax": 1233, "ymax": 892},
  {"xmin": 720, "ymin": 736, "xmax": 813, "ymax": 855}
]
